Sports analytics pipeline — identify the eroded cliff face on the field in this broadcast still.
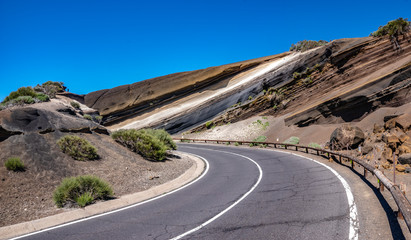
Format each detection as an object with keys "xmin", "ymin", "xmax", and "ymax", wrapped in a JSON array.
[
  {"xmin": 84, "ymin": 54, "xmax": 287, "ymax": 125},
  {"xmin": 84, "ymin": 36, "xmax": 411, "ymax": 134}
]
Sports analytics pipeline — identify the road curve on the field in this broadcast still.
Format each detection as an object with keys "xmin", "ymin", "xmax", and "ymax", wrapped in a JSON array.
[{"xmin": 15, "ymin": 144, "xmax": 356, "ymax": 240}]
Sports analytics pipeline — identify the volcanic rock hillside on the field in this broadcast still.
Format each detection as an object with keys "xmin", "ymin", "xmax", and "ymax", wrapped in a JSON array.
[{"xmin": 84, "ymin": 36, "xmax": 410, "ymax": 136}]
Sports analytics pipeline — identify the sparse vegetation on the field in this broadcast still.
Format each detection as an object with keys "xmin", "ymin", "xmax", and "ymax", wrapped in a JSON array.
[
  {"xmin": 111, "ymin": 129, "xmax": 169, "ymax": 161},
  {"xmin": 70, "ymin": 101, "xmax": 80, "ymax": 109},
  {"xmin": 205, "ymin": 121, "xmax": 215, "ymax": 129},
  {"xmin": 95, "ymin": 115, "xmax": 103, "ymax": 124},
  {"xmin": 283, "ymin": 136, "xmax": 300, "ymax": 145},
  {"xmin": 250, "ymin": 135, "xmax": 267, "ymax": 147},
  {"xmin": 57, "ymin": 135, "xmax": 99, "ymax": 161},
  {"xmin": 1, "ymin": 81, "xmax": 66, "ymax": 108},
  {"xmin": 234, "ymin": 142, "xmax": 240, "ymax": 146},
  {"xmin": 308, "ymin": 142, "xmax": 322, "ymax": 149},
  {"xmin": 34, "ymin": 81, "xmax": 66, "ymax": 98},
  {"xmin": 252, "ymin": 119, "xmax": 270, "ymax": 130},
  {"xmin": 83, "ymin": 114, "xmax": 92, "ymax": 120},
  {"xmin": 5, "ymin": 157, "xmax": 25, "ymax": 172},
  {"xmin": 290, "ymin": 40, "xmax": 328, "ymax": 52},
  {"xmin": 248, "ymin": 96, "xmax": 253, "ymax": 101},
  {"xmin": 371, "ymin": 18, "xmax": 410, "ymax": 51},
  {"xmin": 53, "ymin": 175, "xmax": 113, "ymax": 208}
]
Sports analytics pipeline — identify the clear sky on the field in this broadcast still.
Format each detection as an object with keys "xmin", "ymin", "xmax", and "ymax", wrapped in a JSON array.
[{"xmin": 0, "ymin": 0, "xmax": 410, "ymax": 101}]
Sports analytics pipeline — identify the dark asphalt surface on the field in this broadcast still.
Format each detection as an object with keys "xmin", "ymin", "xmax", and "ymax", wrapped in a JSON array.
[{"xmin": 17, "ymin": 143, "xmax": 351, "ymax": 240}]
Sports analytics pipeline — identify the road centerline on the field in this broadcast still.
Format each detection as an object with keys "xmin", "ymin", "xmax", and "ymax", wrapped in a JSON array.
[{"xmin": 171, "ymin": 146, "xmax": 264, "ymax": 240}]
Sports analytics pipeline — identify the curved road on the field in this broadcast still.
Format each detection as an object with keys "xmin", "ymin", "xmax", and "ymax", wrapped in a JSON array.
[{"xmin": 15, "ymin": 144, "xmax": 357, "ymax": 240}]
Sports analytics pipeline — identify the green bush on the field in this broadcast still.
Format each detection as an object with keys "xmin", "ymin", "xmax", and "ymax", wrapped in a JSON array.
[
  {"xmin": 83, "ymin": 114, "xmax": 92, "ymax": 120},
  {"xmin": 290, "ymin": 40, "xmax": 328, "ymax": 52},
  {"xmin": 34, "ymin": 81, "xmax": 66, "ymax": 98},
  {"xmin": 205, "ymin": 121, "xmax": 214, "ymax": 129},
  {"xmin": 250, "ymin": 135, "xmax": 267, "ymax": 147},
  {"xmin": 53, "ymin": 175, "xmax": 113, "ymax": 208},
  {"xmin": 143, "ymin": 128, "xmax": 177, "ymax": 150},
  {"xmin": 76, "ymin": 192, "xmax": 94, "ymax": 207},
  {"xmin": 70, "ymin": 101, "xmax": 80, "ymax": 109},
  {"xmin": 35, "ymin": 93, "xmax": 50, "ymax": 102},
  {"xmin": 13, "ymin": 96, "xmax": 35, "ymax": 104},
  {"xmin": 95, "ymin": 115, "xmax": 103, "ymax": 124},
  {"xmin": 111, "ymin": 129, "xmax": 168, "ymax": 161},
  {"xmin": 57, "ymin": 135, "xmax": 99, "ymax": 161},
  {"xmin": 371, "ymin": 18, "xmax": 410, "ymax": 38},
  {"xmin": 5, "ymin": 157, "xmax": 25, "ymax": 171},
  {"xmin": 234, "ymin": 142, "xmax": 240, "ymax": 146},
  {"xmin": 283, "ymin": 136, "xmax": 300, "ymax": 145},
  {"xmin": 308, "ymin": 142, "xmax": 322, "ymax": 149},
  {"xmin": 2, "ymin": 87, "xmax": 37, "ymax": 103}
]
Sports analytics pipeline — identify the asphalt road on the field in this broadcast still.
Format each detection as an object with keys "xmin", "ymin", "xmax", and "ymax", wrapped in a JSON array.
[{"xmin": 16, "ymin": 144, "xmax": 355, "ymax": 240}]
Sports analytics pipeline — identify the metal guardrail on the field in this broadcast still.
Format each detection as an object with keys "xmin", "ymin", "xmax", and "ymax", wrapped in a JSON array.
[{"xmin": 175, "ymin": 138, "xmax": 411, "ymax": 233}]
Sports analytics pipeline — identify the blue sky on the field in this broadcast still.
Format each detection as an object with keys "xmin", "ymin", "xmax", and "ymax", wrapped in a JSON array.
[{"xmin": 0, "ymin": 0, "xmax": 410, "ymax": 101}]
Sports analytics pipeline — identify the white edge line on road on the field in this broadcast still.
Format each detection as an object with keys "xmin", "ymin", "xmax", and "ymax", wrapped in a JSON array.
[
  {"xmin": 10, "ymin": 154, "xmax": 210, "ymax": 240},
  {"xmin": 272, "ymin": 149, "xmax": 359, "ymax": 240},
  {"xmin": 171, "ymin": 147, "xmax": 263, "ymax": 240}
]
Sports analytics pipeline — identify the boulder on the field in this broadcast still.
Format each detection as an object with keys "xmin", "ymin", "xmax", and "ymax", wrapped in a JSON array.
[
  {"xmin": 399, "ymin": 145, "xmax": 411, "ymax": 155},
  {"xmin": 361, "ymin": 145, "xmax": 373, "ymax": 155},
  {"xmin": 373, "ymin": 123, "xmax": 384, "ymax": 134},
  {"xmin": 383, "ymin": 147, "xmax": 393, "ymax": 160},
  {"xmin": 399, "ymin": 134, "xmax": 410, "ymax": 143},
  {"xmin": 398, "ymin": 153, "xmax": 411, "ymax": 165},
  {"xmin": 385, "ymin": 118, "xmax": 397, "ymax": 130},
  {"xmin": 396, "ymin": 164, "xmax": 406, "ymax": 172},
  {"xmin": 396, "ymin": 113, "xmax": 411, "ymax": 131},
  {"xmin": 330, "ymin": 124, "xmax": 365, "ymax": 150}
]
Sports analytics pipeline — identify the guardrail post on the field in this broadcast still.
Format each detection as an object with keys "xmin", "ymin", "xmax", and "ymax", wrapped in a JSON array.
[
  {"xmin": 274, "ymin": 144, "xmax": 276, "ymax": 148},
  {"xmin": 364, "ymin": 168, "xmax": 368, "ymax": 178},
  {"xmin": 296, "ymin": 146, "xmax": 298, "ymax": 151},
  {"xmin": 351, "ymin": 160, "xmax": 354, "ymax": 168},
  {"xmin": 285, "ymin": 145, "xmax": 287, "ymax": 150},
  {"xmin": 316, "ymin": 150, "xmax": 319, "ymax": 155},
  {"xmin": 305, "ymin": 148, "xmax": 308, "ymax": 153},
  {"xmin": 339, "ymin": 155, "xmax": 341, "ymax": 163}
]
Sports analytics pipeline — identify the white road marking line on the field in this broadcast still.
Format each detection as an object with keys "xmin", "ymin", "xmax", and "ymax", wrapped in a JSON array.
[
  {"xmin": 271, "ymin": 149, "xmax": 359, "ymax": 240},
  {"xmin": 171, "ymin": 147, "xmax": 263, "ymax": 240},
  {"xmin": 10, "ymin": 154, "xmax": 210, "ymax": 240}
]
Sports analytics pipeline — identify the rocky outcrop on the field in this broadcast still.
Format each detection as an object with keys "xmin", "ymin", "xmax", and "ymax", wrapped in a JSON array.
[
  {"xmin": 330, "ymin": 124, "xmax": 365, "ymax": 150},
  {"xmin": 84, "ymin": 54, "xmax": 286, "ymax": 126},
  {"xmin": 0, "ymin": 105, "xmax": 108, "ymax": 137},
  {"xmin": 284, "ymin": 37, "xmax": 411, "ymax": 127}
]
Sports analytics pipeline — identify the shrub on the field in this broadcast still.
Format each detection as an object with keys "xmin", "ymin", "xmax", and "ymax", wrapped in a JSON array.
[
  {"xmin": 290, "ymin": 40, "xmax": 328, "ymax": 52},
  {"xmin": 111, "ymin": 129, "xmax": 168, "ymax": 161},
  {"xmin": 308, "ymin": 142, "xmax": 322, "ymax": 149},
  {"xmin": 205, "ymin": 121, "xmax": 214, "ymax": 129},
  {"xmin": 143, "ymin": 128, "xmax": 177, "ymax": 150},
  {"xmin": 2, "ymin": 87, "xmax": 37, "ymax": 103},
  {"xmin": 76, "ymin": 192, "xmax": 94, "ymax": 207},
  {"xmin": 283, "ymin": 136, "xmax": 300, "ymax": 145},
  {"xmin": 95, "ymin": 115, "xmax": 103, "ymax": 124},
  {"xmin": 35, "ymin": 93, "xmax": 50, "ymax": 102},
  {"xmin": 250, "ymin": 135, "xmax": 267, "ymax": 147},
  {"xmin": 13, "ymin": 96, "xmax": 35, "ymax": 105},
  {"xmin": 5, "ymin": 157, "xmax": 25, "ymax": 171},
  {"xmin": 57, "ymin": 135, "xmax": 99, "ymax": 161},
  {"xmin": 234, "ymin": 142, "xmax": 240, "ymax": 146},
  {"xmin": 371, "ymin": 18, "xmax": 410, "ymax": 38},
  {"xmin": 70, "ymin": 101, "xmax": 80, "ymax": 109},
  {"xmin": 53, "ymin": 175, "xmax": 113, "ymax": 208},
  {"xmin": 83, "ymin": 114, "xmax": 92, "ymax": 120},
  {"xmin": 34, "ymin": 81, "xmax": 66, "ymax": 98}
]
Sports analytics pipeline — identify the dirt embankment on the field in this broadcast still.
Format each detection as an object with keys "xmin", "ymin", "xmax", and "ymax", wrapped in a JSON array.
[{"xmin": 0, "ymin": 100, "xmax": 192, "ymax": 227}]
